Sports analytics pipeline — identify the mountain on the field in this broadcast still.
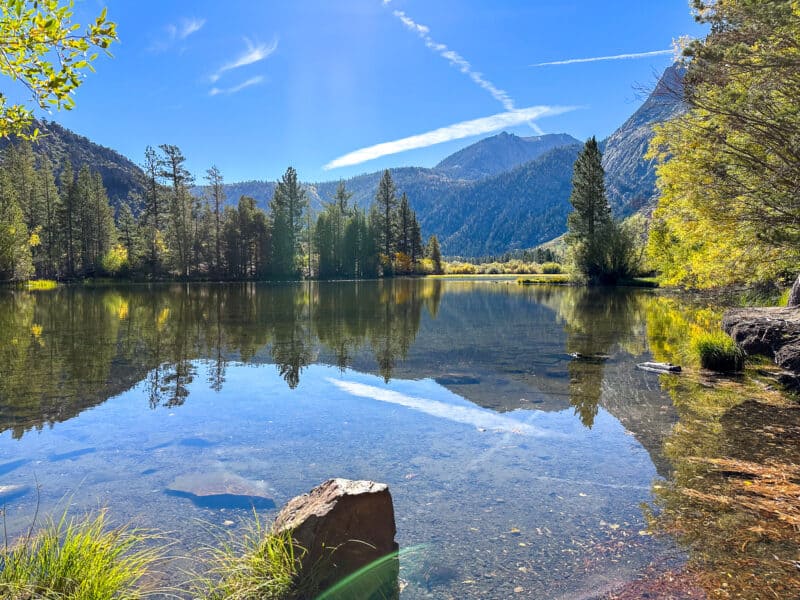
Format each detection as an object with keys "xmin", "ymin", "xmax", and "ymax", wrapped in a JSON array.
[
  {"xmin": 434, "ymin": 132, "xmax": 580, "ymax": 180},
  {"xmin": 211, "ymin": 65, "xmax": 684, "ymax": 256},
  {"xmin": 602, "ymin": 64, "xmax": 686, "ymax": 215},
  {"xmin": 5, "ymin": 65, "xmax": 683, "ymax": 257},
  {"xmin": 0, "ymin": 120, "xmax": 146, "ymax": 209}
]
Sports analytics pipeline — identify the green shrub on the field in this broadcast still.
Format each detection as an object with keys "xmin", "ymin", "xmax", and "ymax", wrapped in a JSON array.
[
  {"xmin": 194, "ymin": 518, "xmax": 306, "ymax": 600},
  {"xmin": 0, "ymin": 510, "xmax": 162, "ymax": 599},
  {"xmin": 541, "ymin": 262, "xmax": 562, "ymax": 274},
  {"xmin": 692, "ymin": 331, "xmax": 745, "ymax": 372}
]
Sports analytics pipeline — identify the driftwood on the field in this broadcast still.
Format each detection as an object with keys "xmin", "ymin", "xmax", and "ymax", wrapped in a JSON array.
[{"xmin": 636, "ymin": 361, "xmax": 682, "ymax": 374}]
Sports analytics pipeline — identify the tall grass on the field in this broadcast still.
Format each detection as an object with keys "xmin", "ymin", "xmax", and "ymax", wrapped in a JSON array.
[
  {"xmin": 0, "ymin": 510, "xmax": 163, "ymax": 599},
  {"xmin": 193, "ymin": 516, "xmax": 307, "ymax": 600},
  {"xmin": 692, "ymin": 331, "xmax": 745, "ymax": 372}
]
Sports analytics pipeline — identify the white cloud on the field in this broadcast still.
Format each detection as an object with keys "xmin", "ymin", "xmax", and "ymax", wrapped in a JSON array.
[
  {"xmin": 209, "ymin": 76, "xmax": 265, "ymax": 96},
  {"xmin": 328, "ymin": 379, "xmax": 556, "ymax": 436},
  {"xmin": 151, "ymin": 17, "xmax": 205, "ymax": 52},
  {"xmin": 392, "ymin": 10, "xmax": 515, "ymax": 112},
  {"xmin": 177, "ymin": 18, "xmax": 206, "ymax": 40},
  {"xmin": 324, "ymin": 105, "xmax": 576, "ymax": 170},
  {"xmin": 210, "ymin": 38, "xmax": 278, "ymax": 83},
  {"xmin": 531, "ymin": 49, "xmax": 673, "ymax": 67}
]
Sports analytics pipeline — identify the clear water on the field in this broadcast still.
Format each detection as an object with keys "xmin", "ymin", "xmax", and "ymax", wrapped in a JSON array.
[{"xmin": 0, "ymin": 281, "xmax": 686, "ymax": 598}]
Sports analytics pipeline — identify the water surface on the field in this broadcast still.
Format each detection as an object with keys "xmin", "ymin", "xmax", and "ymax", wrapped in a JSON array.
[{"xmin": 2, "ymin": 281, "xmax": 783, "ymax": 597}]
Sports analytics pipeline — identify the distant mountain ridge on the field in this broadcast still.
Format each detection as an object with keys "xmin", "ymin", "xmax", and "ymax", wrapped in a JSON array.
[
  {"xmin": 434, "ymin": 132, "xmax": 580, "ymax": 180},
  {"xmin": 2, "ymin": 66, "xmax": 684, "ymax": 257}
]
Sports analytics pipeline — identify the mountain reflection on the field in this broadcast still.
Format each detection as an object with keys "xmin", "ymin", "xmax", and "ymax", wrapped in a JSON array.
[{"xmin": 0, "ymin": 281, "xmax": 673, "ymax": 454}]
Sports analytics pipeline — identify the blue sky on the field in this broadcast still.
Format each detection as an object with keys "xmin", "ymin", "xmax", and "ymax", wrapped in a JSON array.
[{"xmin": 34, "ymin": 0, "xmax": 705, "ymax": 183}]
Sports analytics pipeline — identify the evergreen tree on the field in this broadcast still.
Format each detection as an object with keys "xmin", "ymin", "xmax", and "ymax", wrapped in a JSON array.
[
  {"xmin": 427, "ymin": 234, "xmax": 443, "ymax": 275},
  {"xmin": 58, "ymin": 160, "xmax": 78, "ymax": 277},
  {"xmin": 410, "ymin": 211, "xmax": 423, "ymax": 266},
  {"xmin": 0, "ymin": 168, "xmax": 33, "ymax": 281},
  {"xmin": 205, "ymin": 165, "xmax": 226, "ymax": 277},
  {"xmin": 159, "ymin": 144, "xmax": 194, "ymax": 277},
  {"xmin": 35, "ymin": 156, "xmax": 61, "ymax": 278},
  {"xmin": 374, "ymin": 170, "xmax": 397, "ymax": 273},
  {"xmin": 270, "ymin": 167, "xmax": 307, "ymax": 278},
  {"xmin": 141, "ymin": 146, "xmax": 168, "ymax": 274},
  {"xmin": 566, "ymin": 137, "xmax": 636, "ymax": 284}
]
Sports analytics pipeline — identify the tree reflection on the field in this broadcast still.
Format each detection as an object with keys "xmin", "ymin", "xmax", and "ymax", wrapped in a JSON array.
[
  {"xmin": 553, "ymin": 287, "xmax": 649, "ymax": 427},
  {"xmin": 0, "ymin": 280, "xmax": 442, "ymax": 436}
]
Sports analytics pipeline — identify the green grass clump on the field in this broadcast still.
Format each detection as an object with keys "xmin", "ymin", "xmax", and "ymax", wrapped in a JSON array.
[
  {"xmin": 517, "ymin": 274, "xmax": 570, "ymax": 285},
  {"xmin": 692, "ymin": 331, "xmax": 745, "ymax": 373},
  {"xmin": 25, "ymin": 279, "xmax": 58, "ymax": 291},
  {"xmin": 0, "ymin": 510, "xmax": 162, "ymax": 599},
  {"xmin": 540, "ymin": 262, "xmax": 562, "ymax": 274},
  {"xmin": 194, "ymin": 518, "xmax": 306, "ymax": 600}
]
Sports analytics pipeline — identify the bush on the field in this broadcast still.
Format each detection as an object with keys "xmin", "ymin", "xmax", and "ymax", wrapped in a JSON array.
[
  {"xmin": 0, "ymin": 510, "xmax": 162, "ymax": 599},
  {"xmin": 444, "ymin": 262, "xmax": 477, "ymax": 275},
  {"xmin": 692, "ymin": 331, "xmax": 745, "ymax": 372},
  {"xmin": 541, "ymin": 262, "xmax": 562, "ymax": 274}
]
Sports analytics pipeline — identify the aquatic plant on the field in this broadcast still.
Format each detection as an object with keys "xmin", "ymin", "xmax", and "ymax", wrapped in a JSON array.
[
  {"xmin": 691, "ymin": 331, "xmax": 745, "ymax": 372},
  {"xmin": 517, "ymin": 274, "xmax": 570, "ymax": 285},
  {"xmin": 193, "ymin": 517, "xmax": 307, "ymax": 600},
  {"xmin": 0, "ymin": 510, "xmax": 163, "ymax": 599}
]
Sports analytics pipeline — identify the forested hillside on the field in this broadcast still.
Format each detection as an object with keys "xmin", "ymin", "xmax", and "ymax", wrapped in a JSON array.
[{"xmin": 0, "ymin": 120, "xmax": 145, "ymax": 209}]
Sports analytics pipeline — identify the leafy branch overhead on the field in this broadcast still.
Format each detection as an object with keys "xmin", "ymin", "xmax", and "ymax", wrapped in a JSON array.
[{"xmin": 0, "ymin": 0, "xmax": 117, "ymax": 139}]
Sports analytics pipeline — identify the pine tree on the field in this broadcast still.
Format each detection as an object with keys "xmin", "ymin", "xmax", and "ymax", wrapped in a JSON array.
[
  {"xmin": 374, "ymin": 170, "xmax": 397, "ymax": 273},
  {"xmin": 159, "ymin": 144, "xmax": 194, "ymax": 277},
  {"xmin": 0, "ymin": 168, "xmax": 33, "ymax": 281},
  {"xmin": 566, "ymin": 137, "xmax": 636, "ymax": 283},
  {"xmin": 205, "ymin": 165, "xmax": 226, "ymax": 277},
  {"xmin": 270, "ymin": 167, "xmax": 307, "ymax": 278},
  {"xmin": 141, "ymin": 146, "xmax": 168, "ymax": 274},
  {"xmin": 427, "ymin": 234, "xmax": 443, "ymax": 275},
  {"xmin": 35, "ymin": 156, "xmax": 61, "ymax": 278},
  {"xmin": 58, "ymin": 160, "xmax": 78, "ymax": 277}
]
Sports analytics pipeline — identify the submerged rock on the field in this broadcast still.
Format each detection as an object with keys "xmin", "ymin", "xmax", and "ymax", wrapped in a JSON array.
[
  {"xmin": 723, "ymin": 307, "xmax": 800, "ymax": 376},
  {"xmin": 166, "ymin": 471, "xmax": 274, "ymax": 509},
  {"xmin": 274, "ymin": 478, "xmax": 399, "ymax": 598}
]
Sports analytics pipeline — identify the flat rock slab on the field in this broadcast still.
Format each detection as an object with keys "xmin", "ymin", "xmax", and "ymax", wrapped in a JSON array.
[
  {"xmin": 274, "ymin": 478, "xmax": 398, "ymax": 597},
  {"xmin": 166, "ymin": 471, "xmax": 274, "ymax": 510},
  {"xmin": 723, "ymin": 307, "xmax": 800, "ymax": 373}
]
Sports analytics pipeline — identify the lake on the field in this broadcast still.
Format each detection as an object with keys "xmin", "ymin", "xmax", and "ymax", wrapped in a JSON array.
[{"xmin": 1, "ymin": 280, "xmax": 797, "ymax": 598}]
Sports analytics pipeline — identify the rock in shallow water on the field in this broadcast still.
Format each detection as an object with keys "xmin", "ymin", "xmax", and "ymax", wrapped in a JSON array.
[
  {"xmin": 165, "ymin": 471, "xmax": 275, "ymax": 509},
  {"xmin": 274, "ymin": 478, "xmax": 399, "ymax": 598},
  {"xmin": 723, "ymin": 307, "xmax": 800, "ymax": 375}
]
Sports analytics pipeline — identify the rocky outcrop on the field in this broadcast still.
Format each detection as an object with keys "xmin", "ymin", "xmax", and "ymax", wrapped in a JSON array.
[
  {"xmin": 722, "ymin": 307, "xmax": 800, "ymax": 375},
  {"xmin": 274, "ymin": 478, "xmax": 399, "ymax": 598},
  {"xmin": 788, "ymin": 275, "xmax": 800, "ymax": 308}
]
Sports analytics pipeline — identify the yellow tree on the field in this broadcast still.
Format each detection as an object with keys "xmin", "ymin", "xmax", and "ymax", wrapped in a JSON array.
[
  {"xmin": 647, "ymin": 0, "xmax": 800, "ymax": 287},
  {"xmin": 0, "ymin": 0, "xmax": 117, "ymax": 139}
]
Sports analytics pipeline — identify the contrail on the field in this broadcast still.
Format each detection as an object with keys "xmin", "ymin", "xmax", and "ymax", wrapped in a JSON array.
[
  {"xmin": 388, "ymin": 7, "xmax": 546, "ymax": 134},
  {"xmin": 323, "ymin": 104, "xmax": 575, "ymax": 170},
  {"xmin": 532, "ymin": 49, "xmax": 673, "ymax": 67}
]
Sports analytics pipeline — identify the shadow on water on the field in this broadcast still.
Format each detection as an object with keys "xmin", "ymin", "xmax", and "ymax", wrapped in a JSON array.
[{"xmin": 164, "ymin": 489, "xmax": 276, "ymax": 511}]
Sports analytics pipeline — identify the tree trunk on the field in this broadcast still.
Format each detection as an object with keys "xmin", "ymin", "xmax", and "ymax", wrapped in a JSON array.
[{"xmin": 788, "ymin": 274, "xmax": 800, "ymax": 307}]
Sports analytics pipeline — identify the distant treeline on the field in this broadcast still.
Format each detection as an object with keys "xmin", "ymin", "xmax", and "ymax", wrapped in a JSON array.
[{"xmin": 0, "ymin": 142, "xmax": 444, "ymax": 282}]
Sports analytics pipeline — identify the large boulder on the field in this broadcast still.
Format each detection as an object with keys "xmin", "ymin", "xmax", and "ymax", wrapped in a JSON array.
[
  {"xmin": 274, "ymin": 478, "xmax": 399, "ymax": 598},
  {"xmin": 723, "ymin": 307, "xmax": 800, "ymax": 374}
]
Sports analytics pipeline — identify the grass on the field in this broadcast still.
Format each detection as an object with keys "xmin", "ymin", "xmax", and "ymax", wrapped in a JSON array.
[
  {"xmin": 691, "ymin": 331, "xmax": 745, "ymax": 372},
  {"xmin": 517, "ymin": 274, "xmax": 571, "ymax": 285},
  {"xmin": 25, "ymin": 279, "xmax": 58, "ymax": 291},
  {"xmin": 193, "ymin": 516, "xmax": 306, "ymax": 600},
  {"xmin": 0, "ymin": 510, "xmax": 163, "ymax": 599}
]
